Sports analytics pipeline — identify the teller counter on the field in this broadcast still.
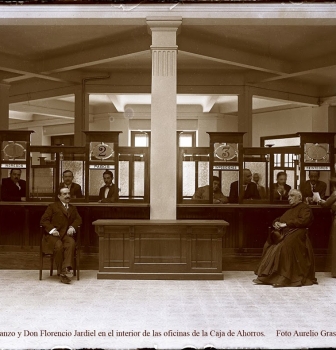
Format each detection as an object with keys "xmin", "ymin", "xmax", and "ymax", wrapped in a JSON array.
[
  {"xmin": 177, "ymin": 204, "xmax": 332, "ymax": 255},
  {"xmin": 0, "ymin": 202, "xmax": 331, "ymax": 261},
  {"xmin": 0, "ymin": 202, "xmax": 150, "ymax": 252}
]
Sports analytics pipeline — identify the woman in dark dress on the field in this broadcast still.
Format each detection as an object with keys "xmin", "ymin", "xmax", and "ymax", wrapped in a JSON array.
[
  {"xmin": 319, "ymin": 177, "xmax": 336, "ymax": 278},
  {"xmin": 254, "ymin": 189, "xmax": 317, "ymax": 287},
  {"xmin": 273, "ymin": 171, "xmax": 291, "ymax": 201}
]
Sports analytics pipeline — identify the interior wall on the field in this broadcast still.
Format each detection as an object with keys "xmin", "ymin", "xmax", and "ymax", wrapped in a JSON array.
[
  {"xmin": 312, "ymin": 104, "xmax": 329, "ymax": 132},
  {"xmin": 217, "ymin": 114, "xmax": 238, "ymax": 132},
  {"xmin": 252, "ymin": 106, "xmax": 314, "ymax": 147}
]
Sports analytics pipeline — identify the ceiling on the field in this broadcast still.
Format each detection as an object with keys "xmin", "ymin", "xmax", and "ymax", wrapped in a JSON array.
[{"xmin": 1, "ymin": 4, "xmax": 336, "ymax": 130}]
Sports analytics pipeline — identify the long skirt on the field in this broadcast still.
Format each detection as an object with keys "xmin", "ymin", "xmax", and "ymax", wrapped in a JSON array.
[{"xmin": 255, "ymin": 228, "xmax": 317, "ymax": 286}]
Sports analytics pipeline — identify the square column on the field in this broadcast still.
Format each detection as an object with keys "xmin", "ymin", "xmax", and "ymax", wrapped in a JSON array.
[
  {"xmin": 0, "ymin": 83, "xmax": 10, "ymax": 130},
  {"xmin": 74, "ymin": 86, "xmax": 90, "ymax": 146},
  {"xmin": 238, "ymin": 86, "xmax": 253, "ymax": 147},
  {"xmin": 147, "ymin": 18, "xmax": 182, "ymax": 219}
]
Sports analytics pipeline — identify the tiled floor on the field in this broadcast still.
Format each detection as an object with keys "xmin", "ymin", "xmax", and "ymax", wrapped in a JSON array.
[{"xmin": 1, "ymin": 270, "xmax": 335, "ymax": 349}]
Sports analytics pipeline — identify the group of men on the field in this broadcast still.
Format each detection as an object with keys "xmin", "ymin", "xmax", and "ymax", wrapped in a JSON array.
[
  {"xmin": 192, "ymin": 169, "xmax": 327, "ymax": 204},
  {"xmin": 1, "ymin": 168, "xmax": 118, "ymax": 203},
  {"xmin": 0, "ymin": 168, "xmax": 118, "ymax": 285}
]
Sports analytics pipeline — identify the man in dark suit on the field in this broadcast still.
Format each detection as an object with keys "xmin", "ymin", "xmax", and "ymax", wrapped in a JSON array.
[
  {"xmin": 229, "ymin": 169, "xmax": 260, "ymax": 203},
  {"xmin": 59, "ymin": 170, "xmax": 83, "ymax": 199},
  {"xmin": 301, "ymin": 170, "xmax": 327, "ymax": 203},
  {"xmin": 192, "ymin": 175, "xmax": 228, "ymax": 203},
  {"xmin": 40, "ymin": 187, "xmax": 82, "ymax": 284},
  {"xmin": 1, "ymin": 168, "xmax": 26, "ymax": 201},
  {"xmin": 98, "ymin": 170, "xmax": 119, "ymax": 203}
]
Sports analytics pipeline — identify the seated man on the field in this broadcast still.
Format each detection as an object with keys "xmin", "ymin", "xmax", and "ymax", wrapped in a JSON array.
[
  {"xmin": 98, "ymin": 170, "xmax": 119, "ymax": 203},
  {"xmin": 229, "ymin": 169, "xmax": 260, "ymax": 203},
  {"xmin": 254, "ymin": 189, "xmax": 316, "ymax": 287},
  {"xmin": 192, "ymin": 176, "xmax": 228, "ymax": 204},
  {"xmin": 301, "ymin": 170, "xmax": 327, "ymax": 203},
  {"xmin": 59, "ymin": 169, "xmax": 83, "ymax": 199},
  {"xmin": 1, "ymin": 168, "xmax": 26, "ymax": 201},
  {"xmin": 40, "ymin": 187, "xmax": 82, "ymax": 284}
]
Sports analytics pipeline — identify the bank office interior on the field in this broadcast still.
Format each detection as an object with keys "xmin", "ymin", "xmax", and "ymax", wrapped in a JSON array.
[
  {"xmin": 1, "ymin": 7, "xmax": 336, "ymax": 350},
  {"xmin": 1, "ymin": 6, "xmax": 336, "ymax": 269}
]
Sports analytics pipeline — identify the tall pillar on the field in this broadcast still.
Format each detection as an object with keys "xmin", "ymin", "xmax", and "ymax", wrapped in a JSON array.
[
  {"xmin": 0, "ymin": 83, "xmax": 10, "ymax": 130},
  {"xmin": 238, "ymin": 86, "xmax": 253, "ymax": 147},
  {"xmin": 328, "ymin": 106, "xmax": 336, "ymax": 132},
  {"xmin": 147, "ymin": 17, "xmax": 182, "ymax": 220},
  {"xmin": 74, "ymin": 86, "xmax": 89, "ymax": 146},
  {"xmin": 312, "ymin": 104, "xmax": 328, "ymax": 132}
]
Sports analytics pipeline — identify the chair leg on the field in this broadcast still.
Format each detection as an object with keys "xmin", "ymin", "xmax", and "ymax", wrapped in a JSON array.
[
  {"xmin": 76, "ymin": 248, "xmax": 80, "ymax": 281},
  {"xmin": 73, "ymin": 251, "xmax": 77, "ymax": 278},
  {"xmin": 50, "ymin": 255, "xmax": 53, "ymax": 276},
  {"xmin": 39, "ymin": 254, "xmax": 43, "ymax": 280}
]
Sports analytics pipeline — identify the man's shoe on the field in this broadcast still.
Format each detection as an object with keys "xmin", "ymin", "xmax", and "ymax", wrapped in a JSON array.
[
  {"xmin": 60, "ymin": 274, "xmax": 71, "ymax": 284},
  {"xmin": 65, "ymin": 267, "xmax": 73, "ymax": 277},
  {"xmin": 273, "ymin": 283, "xmax": 285, "ymax": 288}
]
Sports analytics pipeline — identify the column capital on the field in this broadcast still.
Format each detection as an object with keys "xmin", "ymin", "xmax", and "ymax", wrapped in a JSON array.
[{"xmin": 146, "ymin": 17, "xmax": 182, "ymax": 38}]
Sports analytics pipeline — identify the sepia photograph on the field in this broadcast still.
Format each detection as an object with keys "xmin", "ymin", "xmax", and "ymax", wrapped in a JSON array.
[{"xmin": 0, "ymin": 1, "xmax": 336, "ymax": 349}]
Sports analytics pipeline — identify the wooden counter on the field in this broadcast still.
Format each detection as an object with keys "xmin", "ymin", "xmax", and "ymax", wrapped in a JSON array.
[
  {"xmin": 93, "ymin": 219, "xmax": 229, "ymax": 280},
  {"xmin": 0, "ymin": 202, "xmax": 150, "ymax": 251},
  {"xmin": 0, "ymin": 202, "xmax": 331, "ymax": 271}
]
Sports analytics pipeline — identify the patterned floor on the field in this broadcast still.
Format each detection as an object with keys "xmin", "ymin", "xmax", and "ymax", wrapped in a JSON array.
[{"xmin": 0, "ymin": 270, "xmax": 335, "ymax": 349}]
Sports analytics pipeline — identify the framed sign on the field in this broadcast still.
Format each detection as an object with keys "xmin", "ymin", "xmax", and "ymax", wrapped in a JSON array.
[
  {"xmin": 304, "ymin": 143, "xmax": 329, "ymax": 162},
  {"xmin": 91, "ymin": 142, "xmax": 114, "ymax": 160},
  {"xmin": 3, "ymin": 142, "xmax": 26, "ymax": 160},
  {"xmin": 214, "ymin": 143, "xmax": 238, "ymax": 161}
]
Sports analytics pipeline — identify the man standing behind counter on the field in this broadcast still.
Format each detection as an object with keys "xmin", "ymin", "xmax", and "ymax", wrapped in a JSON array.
[
  {"xmin": 301, "ymin": 170, "xmax": 327, "ymax": 203},
  {"xmin": 229, "ymin": 169, "xmax": 260, "ymax": 203},
  {"xmin": 1, "ymin": 168, "xmax": 26, "ymax": 201},
  {"xmin": 59, "ymin": 170, "xmax": 83, "ymax": 199},
  {"xmin": 192, "ymin": 176, "xmax": 228, "ymax": 204},
  {"xmin": 98, "ymin": 170, "xmax": 119, "ymax": 203}
]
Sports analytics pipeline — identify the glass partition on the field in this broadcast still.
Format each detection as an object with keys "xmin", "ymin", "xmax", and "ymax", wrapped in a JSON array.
[
  {"xmin": 262, "ymin": 132, "xmax": 335, "ymax": 204},
  {"xmin": 118, "ymin": 147, "xmax": 149, "ymax": 202},
  {"xmin": 0, "ymin": 130, "xmax": 33, "ymax": 201},
  {"xmin": 29, "ymin": 146, "xmax": 85, "ymax": 201},
  {"xmin": 178, "ymin": 147, "xmax": 210, "ymax": 203}
]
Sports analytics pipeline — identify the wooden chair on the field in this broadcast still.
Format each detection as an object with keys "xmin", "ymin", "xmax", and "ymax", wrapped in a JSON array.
[{"xmin": 39, "ymin": 226, "xmax": 80, "ymax": 281}]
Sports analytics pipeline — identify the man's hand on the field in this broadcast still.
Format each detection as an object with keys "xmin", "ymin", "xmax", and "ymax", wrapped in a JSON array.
[
  {"xmin": 67, "ymin": 227, "xmax": 75, "ymax": 236},
  {"xmin": 273, "ymin": 221, "xmax": 286, "ymax": 229},
  {"xmin": 52, "ymin": 230, "xmax": 60, "ymax": 237},
  {"xmin": 21, "ymin": 197, "xmax": 26, "ymax": 202}
]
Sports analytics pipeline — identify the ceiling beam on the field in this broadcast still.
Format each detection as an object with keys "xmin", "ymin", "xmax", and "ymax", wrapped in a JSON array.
[
  {"xmin": 39, "ymin": 29, "xmax": 151, "ymax": 74},
  {"xmin": 0, "ymin": 52, "xmax": 74, "ymax": 83},
  {"xmin": 9, "ymin": 83, "xmax": 76, "ymax": 103},
  {"xmin": 178, "ymin": 33, "xmax": 292, "ymax": 76},
  {"xmin": 10, "ymin": 102, "xmax": 75, "ymax": 119},
  {"xmin": 257, "ymin": 52, "xmax": 336, "ymax": 83},
  {"xmin": 1, "ymin": 4, "xmax": 336, "ymax": 26}
]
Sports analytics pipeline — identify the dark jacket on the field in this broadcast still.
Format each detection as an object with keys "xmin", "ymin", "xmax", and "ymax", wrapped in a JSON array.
[
  {"xmin": 273, "ymin": 183, "xmax": 291, "ymax": 201},
  {"xmin": 40, "ymin": 200, "xmax": 82, "ymax": 238},
  {"xmin": 98, "ymin": 183, "xmax": 119, "ymax": 203},
  {"xmin": 229, "ymin": 181, "xmax": 260, "ymax": 203},
  {"xmin": 301, "ymin": 180, "xmax": 326, "ymax": 200},
  {"xmin": 40, "ymin": 200, "xmax": 82, "ymax": 253},
  {"xmin": 59, "ymin": 182, "xmax": 83, "ymax": 199},
  {"xmin": 1, "ymin": 178, "xmax": 26, "ymax": 201}
]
